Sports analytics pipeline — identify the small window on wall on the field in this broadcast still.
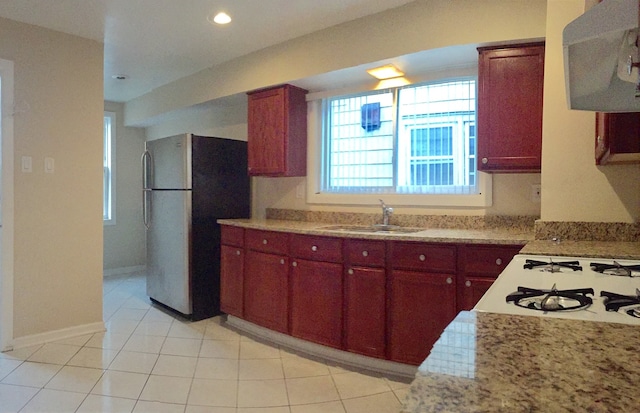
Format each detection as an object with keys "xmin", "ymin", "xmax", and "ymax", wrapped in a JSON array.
[
  {"xmin": 104, "ymin": 111, "xmax": 115, "ymax": 224},
  {"xmin": 321, "ymin": 79, "xmax": 477, "ymax": 196}
]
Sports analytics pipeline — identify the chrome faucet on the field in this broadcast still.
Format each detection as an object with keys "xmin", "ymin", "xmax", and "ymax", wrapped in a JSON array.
[{"xmin": 379, "ymin": 199, "xmax": 393, "ymax": 226}]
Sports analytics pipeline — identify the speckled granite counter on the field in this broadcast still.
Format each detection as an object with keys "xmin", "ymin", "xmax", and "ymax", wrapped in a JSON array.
[
  {"xmin": 402, "ymin": 311, "xmax": 640, "ymax": 413},
  {"xmin": 217, "ymin": 218, "xmax": 533, "ymax": 245},
  {"xmin": 521, "ymin": 239, "xmax": 640, "ymax": 259}
]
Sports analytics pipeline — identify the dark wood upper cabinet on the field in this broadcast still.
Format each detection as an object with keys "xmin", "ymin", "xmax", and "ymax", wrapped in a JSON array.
[
  {"xmin": 247, "ymin": 84, "xmax": 308, "ymax": 177},
  {"xmin": 477, "ymin": 42, "xmax": 545, "ymax": 173},
  {"xmin": 595, "ymin": 112, "xmax": 640, "ymax": 165}
]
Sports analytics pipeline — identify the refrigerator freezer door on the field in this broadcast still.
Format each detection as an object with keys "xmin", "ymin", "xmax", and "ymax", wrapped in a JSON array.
[
  {"xmin": 147, "ymin": 134, "xmax": 192, "ymax": 189},
  {"xmin": 146, "ymin": 190, "xmax": 192, "ymax": 315}
]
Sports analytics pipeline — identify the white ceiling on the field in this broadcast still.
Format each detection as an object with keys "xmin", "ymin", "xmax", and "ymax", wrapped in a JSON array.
[{"xmin": 0, "ymin": 0, "xmax": 419, "ymax": 102}]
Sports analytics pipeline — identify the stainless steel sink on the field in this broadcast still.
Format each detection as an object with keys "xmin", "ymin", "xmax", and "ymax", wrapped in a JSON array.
[{"xmin": 319, "ymin": 224, "xmax": 423, "ymax": 234}]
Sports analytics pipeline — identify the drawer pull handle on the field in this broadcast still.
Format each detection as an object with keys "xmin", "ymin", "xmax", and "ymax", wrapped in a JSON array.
[
  {"xmin": 236, "ymin": 250, "xmax": 241, "ymax": 256},
  {"xmin": 496, "ymin": 258, "xmax": 503, "ymax": 265},
  {"xmin": 481, "ymin": 157, "xmax": 488, "ymax": 164},
  {"xmin": 465, "ymin": 280, "xmax": 471, "ymax": 287},
  {"xmin": 362, "ymin": 250, "xmax": 368, "ymax": 257},
  {"xmin": 348, "ymin": 269, "xmax": 354, "ymax": 275},
  {"xmin": 262, "ymin": 239, "xmax": 268, "ymax": 245},
  {"xmin": 292, "ymin": 261, "xmax": 297, "ymax": 267},
  {"xmin": 446, "ymin": 277, "xmax": 453, "ymax": 284},
  {"xmin": 280, "ymin": 259, "xmax": 285, "ymax": 265},
  {"xmin": 311, "ymin": 245, "xmax": 318, "ymax": 252},
  {"xmin": 419, "ymin": 254, "xmax": 426, "ymax": 262}
]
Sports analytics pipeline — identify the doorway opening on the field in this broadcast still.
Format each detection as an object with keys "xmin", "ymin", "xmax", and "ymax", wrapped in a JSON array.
[{"xmin": 0, "ymin": 58, "xmax": 15, "ymax": 351}]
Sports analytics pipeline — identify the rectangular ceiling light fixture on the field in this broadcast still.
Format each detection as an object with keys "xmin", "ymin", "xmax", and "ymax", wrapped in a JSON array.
[{"xmin": 366, "ymin": 64, "xmax": 405, "ymax": 80}]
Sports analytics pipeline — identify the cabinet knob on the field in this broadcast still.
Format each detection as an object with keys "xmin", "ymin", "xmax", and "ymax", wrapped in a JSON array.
[
  {"xmin": 348, "ymin": 269, "xmax": 354, "ymax": 275},
  {"xmin": 236, "ymin": 250, "xmax": 241, "ymax": 256},
  {"xmin": 496, "ymin": 258, "xmax": 502, "ymax": 265},
  {"xmin": 280, "ymin": 259, "xmax": 285, "ymax": 265},
  {"xmin": 465, "ymin": 280, "xmax": 471, "ymax": 287},
  {"xmin": 481, "ymin": 157, "xmax": 488, "ymax": 164},
  {"xmin": 311, "ymin": 245, "xmax": 318, "ymax": 252},
  {"xmin": 292, "ymin": 261, "xmax": 297, "ymax": 267},
  {"xmin": 419, "ymin": 254, "xmax": 426, "ymax": 262},
  {"xmin": 446, "ymin": 277, "xmax": 453, "ymax": 284},
  {"xmin": 262, "ymin": 239, "xmax": 268, "ymax": 245},
  {"xmin": 362, "ymin": 250, "xmax": 368, "ymax": 257}
]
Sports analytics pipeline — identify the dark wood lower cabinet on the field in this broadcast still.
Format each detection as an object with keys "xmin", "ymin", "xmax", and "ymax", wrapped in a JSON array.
[
  {"xmin": 457, "ymin": 276, "xmax": 496, "ymax": 311},
  {"xmin": 389, "ymin": 270, "xmax": 457, "ymax": 365},
  {"xmin": 344, "ymin": 266, "xmax": 386, "ymax": 358},
  {"xmin": 243, "ymin": 250, "xmax": 289, "ymax": 333},
  {"xmin": 290, "ymin": 259, "xmax": 343, "ymax": 348},
  {"xmin": 220, "ymin": 245, "xmax": 244, "ymax": 317}
]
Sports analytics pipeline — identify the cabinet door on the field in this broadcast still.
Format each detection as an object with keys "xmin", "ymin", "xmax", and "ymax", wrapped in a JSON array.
[
  {"xmin": 247, "ymin": 84, "xmax": 308, "ymax": 177},
  {"xmin": 595, "ymin": 112, "xmax": 640, "ymax": 165},
  {"xmin": 389, "ymin": 270, "xmax": 456, "ymax": 365},
  {"xmin": 458, "ymin": 276, "xmax": 495, "ymax": 312},
  {"xmin": 290, "ymin": 258, "xmax": 343, "ymax": 348},
  {"xmin": 244, "ymin": 250, "xmax": 289, "ymax": 333},
  {"xmin": 345, "ymin": 266, "xmax": 386, "ymax": 358},
  {"xmin": 477, "ymin": 43, "xmax": 544, "ymax": 172},
  {"xmin": 220, "ymin": 245, "xmax": 244, "ymax": 317},
  {"xmin": 248, "ymin": 87, "xmax": 286, "ymax": 175}
]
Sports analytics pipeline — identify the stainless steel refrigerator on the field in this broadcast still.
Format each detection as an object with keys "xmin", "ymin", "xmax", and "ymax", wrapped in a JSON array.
[{"xmin": 142, "ymin": 134, "xmax": 250, "ymax": 320}]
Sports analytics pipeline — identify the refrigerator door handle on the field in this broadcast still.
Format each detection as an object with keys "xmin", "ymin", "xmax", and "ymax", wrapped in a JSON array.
[{"xmin": 142, "ymin": 150, "xmax": 152, "ymax": 229}]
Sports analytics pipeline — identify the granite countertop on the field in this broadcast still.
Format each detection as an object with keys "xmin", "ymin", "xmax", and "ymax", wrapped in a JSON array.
[
  {"xmin": 402, "ymin": 311, "xmax": 640, "ymax": 413},
  {"xmin": 217, "ymin": 218, "xmax": 533, "ymax": 245},
  {"xmin": 521, "ymin": 239, "xmax": 640, "ymax": 259}
]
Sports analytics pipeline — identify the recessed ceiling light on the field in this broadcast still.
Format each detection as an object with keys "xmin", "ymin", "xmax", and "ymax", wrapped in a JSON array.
[
  {"xmin": 208, "ymin": 12, "xmax": 232, "ymax": 25},
  {"xmin": 111, "ymin": 74, "xmax": 129, "ymax": 80},
  {"xmin": 366, "ymin": 64, "xmax": 405, "ymax": 80}
]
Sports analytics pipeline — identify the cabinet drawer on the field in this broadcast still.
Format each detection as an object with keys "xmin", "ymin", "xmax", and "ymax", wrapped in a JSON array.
[
  {"xmin": 221, "ymin": 225, "xmax": 244, "ymax": 247},
  {"xmin": 345, "ymin": 239, "xmax": 385, "ymax": 267},
  {"xmin": 290, "ymin": 234, "xmax": 343, "ymax": 263},
  {"xmin": 245, "ymin": 229, "xmax": 289, "ymax": 254},
  {"xmin": 459, "ymin": 244, "xmax": 522, "ymax": 277},
  {"xmin": 390, "ymin": 242, "xmax": 456, "ymax": 273}
]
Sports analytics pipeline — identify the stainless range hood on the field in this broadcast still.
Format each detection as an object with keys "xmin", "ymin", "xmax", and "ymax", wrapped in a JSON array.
[{"xmin": 563, "ymin": 0, "xmax": 640, "ymax": 112}]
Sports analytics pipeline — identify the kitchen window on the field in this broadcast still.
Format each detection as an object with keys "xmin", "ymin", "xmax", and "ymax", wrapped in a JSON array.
[
  {"xmin": 104, "ymin": 111, "xmax": 115, "ymax": 224},
  {"xmin": 321, "ymin": 79, "xmax": 477, "ymax": 195}
]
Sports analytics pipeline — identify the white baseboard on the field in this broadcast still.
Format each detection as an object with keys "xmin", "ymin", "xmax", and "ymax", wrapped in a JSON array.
[
  {"xmin": 225, "ymin": 316, "xmax": 417, "ymax": 380},
  {"xmin": 103, "ymin": 265, "xmax": 146, "ymax": 277},
  {"xmin": 7, "ymin": 321, "xmax": 106, "ymax": 352}
]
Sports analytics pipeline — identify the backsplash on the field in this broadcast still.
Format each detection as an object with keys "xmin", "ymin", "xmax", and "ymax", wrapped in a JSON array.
[
  {"xmin": 265, "ymin": 208, "xmax": 537, "ymax": 232},
  {"xmin": 534, "ymin": 221, "xmax": 640, "ymax": 242}
]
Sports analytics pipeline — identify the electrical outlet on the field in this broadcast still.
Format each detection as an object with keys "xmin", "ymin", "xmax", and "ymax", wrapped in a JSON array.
[
  {"xmin": 531, "ymin": 184, "xmax": 541, "ymax": 203},
  {"xmin": 296, "ymin": 183, "xmax": 305, "ymax": 199}
]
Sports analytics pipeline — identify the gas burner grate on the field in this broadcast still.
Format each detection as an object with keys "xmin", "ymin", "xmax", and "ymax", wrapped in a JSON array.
[
  {"xmin": 600, "ymin": 289, "xmax": 640, "ymax": 318},
  {"xmin": 506, "ymin": 284, "xmax": 594, "ymax": 311},
  {"xmin": 590, "ymin": 261, "xmax": 640, "ymax": 277},
  {"xmin": 523, "ymin": 259, "xmax": 582, "ymax": 273}
]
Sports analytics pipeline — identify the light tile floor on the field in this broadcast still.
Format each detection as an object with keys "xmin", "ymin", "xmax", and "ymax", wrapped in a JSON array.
[{"xmin": 0, "ymin": 273, "xmax": 411, "ymax": 412}]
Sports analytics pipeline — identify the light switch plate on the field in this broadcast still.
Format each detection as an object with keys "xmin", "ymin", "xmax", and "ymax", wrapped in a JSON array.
[
  {"xmin": 44, "ymin": 157, "xmax": 54, "ymax": 173},
  {"xmin": 21, "ymin": 156, "xmax": 32, "ymax": 173}
]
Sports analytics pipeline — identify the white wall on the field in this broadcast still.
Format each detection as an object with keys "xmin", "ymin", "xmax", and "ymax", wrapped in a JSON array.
[
  {"xmin": 0, "ymin": 18, "xmax": 104, "ymax": 339},
  {"xmin": 540, "ymin": 0, "xmax": 640, "ymax": 223},
  {"xmin": 103, "ymin": 101, "xmax": 146, "ymax": 272}
]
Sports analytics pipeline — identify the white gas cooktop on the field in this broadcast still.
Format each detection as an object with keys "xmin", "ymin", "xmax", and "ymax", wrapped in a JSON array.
[{"xmin": 474, "ymin": 254, "xmax": 640, "ymax": 326}]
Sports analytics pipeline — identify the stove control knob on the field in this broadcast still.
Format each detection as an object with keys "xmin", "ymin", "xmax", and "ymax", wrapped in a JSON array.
[
  {"xmin": 446, "ymin": 277, "xmax": 453, "ymax": 284},
  {"xmin": 465, "ymin": 280, "xmax": 471, "ymax": 287},
  {"xmin": 496, "ymin": 258, "xmax": 502, "ymax": 266}
]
